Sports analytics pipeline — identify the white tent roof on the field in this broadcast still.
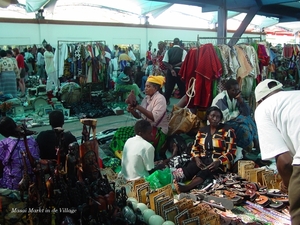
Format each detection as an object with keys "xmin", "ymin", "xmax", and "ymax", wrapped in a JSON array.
[{"xmin": 0, "ymin": 0, "xmax": 300, "ymax": 32}]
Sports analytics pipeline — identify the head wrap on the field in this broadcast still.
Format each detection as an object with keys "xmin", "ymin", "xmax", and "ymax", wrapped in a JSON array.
[{"xmin": 147, "ymin": 75, "xmax": 165, "ymax": 88}]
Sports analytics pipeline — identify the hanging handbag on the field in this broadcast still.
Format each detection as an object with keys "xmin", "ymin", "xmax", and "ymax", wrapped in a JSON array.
[
  {"xmin": 168, "ymin": 77, "xmax": 199, "ymax": 136},
  {"xmin": 168, "ymin": 105, "xmax": 198, "ymax": 136},
  {"xmin": 152, "ymin": 111, "xmax": 166, "ymax": 147}
]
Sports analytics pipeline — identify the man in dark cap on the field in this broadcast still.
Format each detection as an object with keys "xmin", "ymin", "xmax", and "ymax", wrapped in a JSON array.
[{"xmin": 162, "ymin": 38, "xmax": 187, "ymax": 104}]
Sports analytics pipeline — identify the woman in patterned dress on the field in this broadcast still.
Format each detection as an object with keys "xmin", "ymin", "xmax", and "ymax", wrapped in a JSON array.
[
  {"xmin": 0, "ymin": 50, "xmax": 19, "ymax": 97},
  {"xmin": 0, "ymin": 116, "xmax": 40, "ymax": 190},
  {"xmin": 174, "ymin": 106, "xmax": 237, "ymax": 193}
]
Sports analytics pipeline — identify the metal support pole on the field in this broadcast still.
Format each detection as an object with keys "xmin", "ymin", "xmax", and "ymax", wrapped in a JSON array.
[
  {"xmin": 217, "ymin": 0, "xmax": 227, "ymax": 45},
  {"xmin": 228, "ymin": 6, "xmax": 261, "ymax": 46}
]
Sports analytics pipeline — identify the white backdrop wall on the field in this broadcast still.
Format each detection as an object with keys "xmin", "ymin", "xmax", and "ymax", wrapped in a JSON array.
[{"xmin": 0, "ymin": 20, "xmax": 264, "ymax": 57}]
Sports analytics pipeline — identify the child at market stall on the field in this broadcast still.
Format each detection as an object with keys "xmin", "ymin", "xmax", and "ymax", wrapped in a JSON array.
[{"xmin": 120, "ymin": 120, "xmax": 164, "ymax": 181}]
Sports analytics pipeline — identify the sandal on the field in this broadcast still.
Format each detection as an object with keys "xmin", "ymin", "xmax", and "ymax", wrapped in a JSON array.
[
  {"xmin": 245, "ymin": 189, "xmax": 258, "ymax": 201},
  {"xmin": 255, "ymin": 195, "xmax": 271, "ymax": 207},
  {"xmin": 269, "ymin": 200, "xmax": 285, "ymax": 210}
]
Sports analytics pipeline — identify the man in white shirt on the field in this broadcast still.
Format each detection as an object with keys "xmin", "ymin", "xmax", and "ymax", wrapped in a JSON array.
[
  {"xmin": 163, "ymin": 38, "xmax": 187, "ymax": 104},
  {"xmin": 254, "ymin": 79, "xmax": 300, "ymax": 225},
  {"xmin": 121, "ymin": 120, "xmax": 155, "ymax": 180}
]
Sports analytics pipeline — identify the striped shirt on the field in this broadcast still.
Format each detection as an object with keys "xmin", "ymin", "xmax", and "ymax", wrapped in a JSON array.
[{"xmin": 191, "ymin": 124, "xmax": 237, "ymax": 172}]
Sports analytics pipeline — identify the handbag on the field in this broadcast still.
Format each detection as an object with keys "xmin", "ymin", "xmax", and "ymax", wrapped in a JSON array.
[
  {"xmin": 125, "ymin": 90, "xmax": 137, "ymax": 107},
  {"xmin": 168, "ymin": 77, "xmax": 198, "ymax": 136},
  {"xmin": 168, "ymin": 104, "xmax": 198, "ymax": 136}
]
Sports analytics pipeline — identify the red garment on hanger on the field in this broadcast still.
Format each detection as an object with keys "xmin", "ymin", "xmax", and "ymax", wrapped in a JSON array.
[
  {"xmin": 179, "ymin": 44, "xmax": 222, "ymax": 109},
  {"xmin": 195, "ymin": 43, "xmax": 222, "ymax": 80},
  {"xmin": 257, "ymin": 44, "xmax": 270, "ymax": 66},
  {"xmin": 257, "ymin": 44, "xmax": 270, "ymax": 83}
]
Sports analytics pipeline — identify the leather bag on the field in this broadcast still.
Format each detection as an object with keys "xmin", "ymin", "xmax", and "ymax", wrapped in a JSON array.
[{"xmin": 168, "ymin": 104, "xmax": 198, "ymax": 136}]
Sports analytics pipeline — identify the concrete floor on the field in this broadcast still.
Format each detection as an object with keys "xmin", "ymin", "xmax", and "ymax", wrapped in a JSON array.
[
  {"xmin": 2, "ymin": 86, "xmax": 295, "ymax": 140},
  {"xmin": 26, "ymin": 96, "xmax": 180, "ymax": 139}
]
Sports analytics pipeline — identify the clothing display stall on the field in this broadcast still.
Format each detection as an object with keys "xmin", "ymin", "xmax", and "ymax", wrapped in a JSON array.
[
  {"xmin": 55, "ymin": 40, "xmax": 110, "ymax": 89},
  {"xmin": 179, "ymin": 36, "xmax": 268, "ymax": 111},
  {"xmin": 196, "ymin": 35, "xmax": 262, "ymax": 46},
  {"xmin": 269, "ymin": 43, "xmax": 300, "ymax": 88},
  {"xmin": 0, "ymin": 41, "xmax": 121, "ymax": 127}
]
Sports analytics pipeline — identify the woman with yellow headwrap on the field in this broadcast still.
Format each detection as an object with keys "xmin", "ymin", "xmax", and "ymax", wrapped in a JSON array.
[{"xmin": 110, "ymin": 75, "xmax": 168, "ymax": 162}]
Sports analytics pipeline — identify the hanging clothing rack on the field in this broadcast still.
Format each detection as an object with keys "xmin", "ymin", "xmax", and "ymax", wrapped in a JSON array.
[
  {"xmin": 197, "ymin": 35, "xmax": 262, "ymax": 46},
  {"xmin": 55, "ymin": 40, "xmax": 107, "ymax": 84},
  {"xmin": 164, "ymin": 40, "xmax": 196, "ymax": 50},
  {"xmin": 177, "ymin": 35, "xmax": 269, "ymax": 111},
  {"xmin": 57, "ymin": 40, "xmax": 106, "ymax": 46}
]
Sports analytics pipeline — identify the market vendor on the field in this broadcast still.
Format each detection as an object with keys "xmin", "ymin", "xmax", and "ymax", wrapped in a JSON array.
[
  {"xmin": 36, "ymin": 110, "xmax": 77, "ymax": 168},
  {"xmin": 174, "ymin": 106, "xmax": 237, "ymax": 193},
  {"xmin": 110, "ymin": 75, "xmax": 168, "ymax": 160},
  {"xmin": 115, "ymin": 66, "xmax": 143, "ymax": 101},
  {"xmin": 211, "ymin": 78, "xmax": 260, "ymax": 157},
  {"xmin": 0, "ymin": 117, "xmax": 40, "ymax": 190},
  {"xmin": 120, "ymin": 120, "xmax": 164, "ymax": 180}
]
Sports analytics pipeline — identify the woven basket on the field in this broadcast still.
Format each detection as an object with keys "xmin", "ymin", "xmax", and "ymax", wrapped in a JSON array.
[
  {"xmin": 245, "ymin": 168, "xmax": 265, "ymax": 184},
  {"xmin": 238, "ymin": 160, "xmax": 255, "ymax": 179}
]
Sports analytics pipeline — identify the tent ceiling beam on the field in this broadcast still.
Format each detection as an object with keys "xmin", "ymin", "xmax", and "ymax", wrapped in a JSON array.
[
  {"xmin": 260, "ymin": 5, "xmax": 300, "ymax": 20},
  {"xmin": 149, "ymin": 0, "xmax": 300, "ymax": 22},
  {"xmin": 142, "ymin": 4, "xmax": 173, "ymax": 18},
  {"xmin": 228, "ymin": 6, "xmax": 261, "ymax": 46}
]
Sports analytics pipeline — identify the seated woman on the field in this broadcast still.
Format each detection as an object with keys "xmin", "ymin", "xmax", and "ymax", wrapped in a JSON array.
[
  {"xmin": 116, "ymin": 66, "xmax": 143, "ymax": 100},
  {"xmin": 121, "ymin": 120, "xmax": 164, "ymax": 181},
  {"xmin": 174, "ymin": 106, "xmax": 237, "ymax": 193},
  {"xmin": 0, "ymin": 117, "xmax": 40, "ymax": 190},
  {"xmin": 211, "ymin": 78, "xmax": 260, "ymax": 153},
  {"xmin": 110, "ymin": 75, "xmax": 168, "ymax": 160}
]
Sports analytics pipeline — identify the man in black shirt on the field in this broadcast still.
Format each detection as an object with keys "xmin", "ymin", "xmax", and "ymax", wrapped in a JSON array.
[
  {"xmin": 163, "ymin": 38, "xmax": 187, "ymax": 104},
  {"xmin": 36, "ymin": 110, "xmax": 77, "ymax": 167}
]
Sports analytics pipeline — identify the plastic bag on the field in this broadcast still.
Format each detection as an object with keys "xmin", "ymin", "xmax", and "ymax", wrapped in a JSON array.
[{"xmin": 145, "ymin": 168, "xmax": 172, "ymax": 190}]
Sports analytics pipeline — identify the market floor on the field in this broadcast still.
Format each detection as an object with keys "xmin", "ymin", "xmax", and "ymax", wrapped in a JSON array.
[{"xmin": 27, "ymin": 96, "xmax": 180, "ymax": 139}]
